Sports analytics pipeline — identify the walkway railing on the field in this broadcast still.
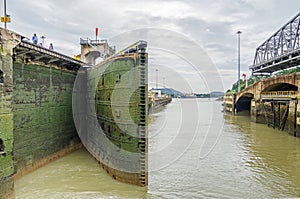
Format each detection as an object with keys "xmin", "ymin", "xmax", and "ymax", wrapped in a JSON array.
[
  {"xmin": 17, "ymin": 40, "xmax": 86, "ymax": 69},
  {"xmin": 261, "ymin": 91, "xmax": 298, "ymax": 99}
]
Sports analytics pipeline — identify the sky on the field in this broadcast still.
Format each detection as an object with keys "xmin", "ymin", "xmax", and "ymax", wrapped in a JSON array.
[{"xmin": 3, "ymin": 0, "xmax": 300, "ymax": 93}]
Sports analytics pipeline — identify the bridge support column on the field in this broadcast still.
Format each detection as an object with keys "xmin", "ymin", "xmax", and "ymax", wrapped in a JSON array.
[
  {"xmin": 223, "ymin": 94, "xmax": 236, "ymax": 115},
  {"xmin": 290, "ymin": 98, "xmax": 300, "ymax": 137},
  {"xmin": 250, "ymin": 99, "xmax": 265, "ymax": 123},
  {"xmin": 250, "ymin": 99, "xmax": 257, "ymax": 122}
]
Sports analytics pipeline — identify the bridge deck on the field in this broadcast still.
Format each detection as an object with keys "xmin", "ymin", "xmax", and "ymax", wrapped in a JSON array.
[{"xmin": 250, "ymin": 48, "xmax": 300, "ymax": 74}]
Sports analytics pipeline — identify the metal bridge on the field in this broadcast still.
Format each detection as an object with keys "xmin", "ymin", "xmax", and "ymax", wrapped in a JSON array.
[{"xmin": 250, "ymin": 12, "xmax": 300, "ymax": 75}]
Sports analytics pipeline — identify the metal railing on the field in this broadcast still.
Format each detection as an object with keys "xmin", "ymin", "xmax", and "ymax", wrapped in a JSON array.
[
  {"xmin": 18, "ymin": 40, "xmax": 86, "ymax": 67},
  {"xmin": 114, "ymin": 40, "xmax": 147, "ymax": 56},
  {"xmin": 261, "ymin": 91, "xmax": 298, "ymax": 99},
  {"xmin": 80, "ymin": 37, "xmax": 108, "ymax": 45}
]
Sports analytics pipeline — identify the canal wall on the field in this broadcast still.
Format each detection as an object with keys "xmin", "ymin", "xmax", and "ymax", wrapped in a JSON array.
[
  {"xmin": 148, "ymin": 97, "xmax": 172, "ymax": 113},
  {"xmin": 0, "ymin": 28, "xmax": 82, "ymax": 199},
  {"xmin": 0, "ymin": 30, "xmax": 14, "ymax": 199},
  {"xmin": 12, "ymin": 62, "xmax": 82, "ymax": 179}
]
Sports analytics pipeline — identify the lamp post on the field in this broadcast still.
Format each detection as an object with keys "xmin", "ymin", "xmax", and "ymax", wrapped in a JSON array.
[
  {"xmin": 4, "ymin": 0, "xmax": 6, "ymax": 29},
  {"xmin": 156, "ymin": 69, "xmax": 158, "ymax": 89},
  {"xmin": 41, "ymin": 36, "xmax": 46, "ymax": 47},
  {"xmin": 237, "ymin": 31, "xmax": 242, "ymax": 92}
]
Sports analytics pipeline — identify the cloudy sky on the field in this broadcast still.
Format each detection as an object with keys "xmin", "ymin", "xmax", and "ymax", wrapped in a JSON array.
[{"xmin": 4, "ymin": 0, "xmax": 300, "ymax": 92}]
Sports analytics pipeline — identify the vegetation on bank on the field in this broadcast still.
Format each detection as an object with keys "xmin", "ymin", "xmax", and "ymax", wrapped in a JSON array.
[
  {"xmin": 226, "ymin": 77, "xmax": 258, "ymax": 94},
  {"xmin": 274, "ymin": 67, "xmax": 300, "ymax": 76},
  {"xmin": 226, "ymin": 67, "xmax": 300, "ymax": 94}
]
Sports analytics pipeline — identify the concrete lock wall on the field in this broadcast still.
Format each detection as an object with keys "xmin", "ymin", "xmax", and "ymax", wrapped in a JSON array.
[
  {"xmin": 0, "ymin": 28, "xmax": 82, "ymax": 199},
  {"xmin": 13, "ymin": 62, "xmax": 81, "ymax": 178},
  {"xmin": 0, "ymin": 38, "xmax": 14, "ymax": 199}
]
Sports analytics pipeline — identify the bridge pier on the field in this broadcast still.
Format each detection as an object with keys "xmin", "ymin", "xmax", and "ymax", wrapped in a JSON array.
[
  {"xmin": 288, "ymin": 99, "xmax": 299, "ymax": 137},
  {"xmin": 224, "ymin": 92, "xmax": 300, "ymax": 138},
  {"xmin": 223, "ymin": 94, "xmax": 235, "ymax": 115},
  {"xmin": 250, "ymin": 99, "xmax": 264, "ymax": 123},
  {"xmin": 224, "ymin": 72, "xmax": 300, "ymax": 138},
  {"xmin": 249, "ymin": 99, "xmax": 299, "ymax": 136}
]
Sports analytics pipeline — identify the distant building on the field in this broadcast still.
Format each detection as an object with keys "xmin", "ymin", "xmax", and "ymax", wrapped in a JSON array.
[{"xmin": 149, "ymin": 89, "xmax": 162, "ymax": 98}]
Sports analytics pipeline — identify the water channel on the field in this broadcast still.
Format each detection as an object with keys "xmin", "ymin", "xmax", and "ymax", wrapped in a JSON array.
[{"xmin": 15, "ymin": 98, "xmax": 300, "ymax": 198}]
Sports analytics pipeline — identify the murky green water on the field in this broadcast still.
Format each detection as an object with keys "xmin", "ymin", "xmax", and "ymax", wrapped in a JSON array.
[{"xmin": 15, "ymin": 99, "xmax": 300, "ymax": 198}]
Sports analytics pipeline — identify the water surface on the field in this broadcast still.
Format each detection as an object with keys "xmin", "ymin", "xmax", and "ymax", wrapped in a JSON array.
[{"xmin": 16, "ymin": 98, "xmax": 300, "ymax": 198}]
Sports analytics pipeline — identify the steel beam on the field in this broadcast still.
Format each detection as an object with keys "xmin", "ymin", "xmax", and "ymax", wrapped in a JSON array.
[{"xmin": 251, "ymin": 12, "xmax": 300, "ymax": 74}]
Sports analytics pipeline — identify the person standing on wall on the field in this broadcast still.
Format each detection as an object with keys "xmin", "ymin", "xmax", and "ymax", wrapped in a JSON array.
[
  {"xmin": 49, "ymin": 43, "xmax": 54, "ymax": 50},
  {"xmin": 32, "ymin": 33, "xmax": 38, "ymax": 45}
]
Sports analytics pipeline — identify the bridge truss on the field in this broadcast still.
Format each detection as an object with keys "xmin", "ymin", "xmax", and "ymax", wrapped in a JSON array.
[{"xmin": 251, "ymin": 12, "xmax": 300, "ymax": 75}]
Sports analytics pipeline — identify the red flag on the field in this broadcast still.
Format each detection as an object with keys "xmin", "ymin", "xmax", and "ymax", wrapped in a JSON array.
[{"xmin": 96, "ymin": 27, "xmax": 99, "ymax": 37}]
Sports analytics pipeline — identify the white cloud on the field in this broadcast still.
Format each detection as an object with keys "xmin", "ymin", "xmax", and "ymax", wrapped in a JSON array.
[{"xmin": 4, "ymin": 0, "xmax": 300, "ymax": 91}]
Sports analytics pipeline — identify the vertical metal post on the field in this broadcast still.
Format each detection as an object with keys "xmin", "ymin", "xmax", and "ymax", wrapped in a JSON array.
[
  {"xmin": 290, "ymin": 23, "xmax": 293, "ymax": 50},
  {"xmin": 278, "ymin": 102, "xmax": 281, "ymax": 129},
  {"xmin": 163, "ymin": 77, "xmax": 166, "ymax": 97},
  {"xmin": 41, "ymin": 36, "xmax": 46, "ymax": 47},
  {"xmin": 272, "ymin": 102, "xmax": 275, "ymax": 128},
  {"xmin": 95, "ymin": 27, "xmax": 99, "ymax": 42},
  {"xmin": 294, "ymin": 99, "xmax": 298, "ymax": 137},
  {"xmin": 155, "ymin": 69, "xmax": 158, "ymax": 89},
  {"xmin": 233, "ymin": 94, "xmax": 236, "ymax": 115},
  {"xmin": 237, "ymin": 31, "xmax": 242, "ymax": 92},
  {"xmin": 4, "ymin": 0, "xmax": 6, "ymax": 29}
]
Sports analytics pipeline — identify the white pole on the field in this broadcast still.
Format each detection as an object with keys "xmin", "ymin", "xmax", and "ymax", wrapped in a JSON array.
[
  {"xmin": 156, "ymin": 69, "xmax": 158, "ymax": 89},
  {"xmin": 237, "ymin": 31, "xmax": 242, "ymax": 92}
]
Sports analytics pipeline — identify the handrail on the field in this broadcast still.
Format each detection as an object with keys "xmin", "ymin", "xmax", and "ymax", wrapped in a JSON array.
[
  {"xmin": 114, "ymin": 40, "xmax": 147, "ymax": 56},
  {"xmin": 261, "ymin": 91, "xmax": 298, "ymax": 98},
  {"xmin": 19, "ymin": 40, "xmax": 86, "ymax": 66}
]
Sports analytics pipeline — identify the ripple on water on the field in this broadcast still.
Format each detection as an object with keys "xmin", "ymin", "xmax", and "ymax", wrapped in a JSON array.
[{"xmin": 15, "ymin": 99, "xmax": 300, "ymax": 198}]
